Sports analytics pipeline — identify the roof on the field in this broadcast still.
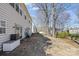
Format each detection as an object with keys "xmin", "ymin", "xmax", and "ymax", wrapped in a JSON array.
[{"xmin": 19, "ymin": 3, "xmax": 32, "ymax": 21}]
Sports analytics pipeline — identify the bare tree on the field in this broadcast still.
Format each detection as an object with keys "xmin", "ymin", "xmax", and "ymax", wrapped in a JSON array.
[
  {"xmin": 51, "ymin": 3, "xmax": 71, "ymax": 37},
  {"xmin": 56, "ymin": 11, "xmax": 70, "ymax": 31},
  {"xmin": 33, "ymin": 3, "xmax": 52, "ymax": 34},
  {"xmin": 33, "ymin": 3, "xmax": 71, "ymax": 37},
  {"xmin": 32, "ymin": 16, "xmax": 38, "ymax": 33},
  {"xmin": 75, "ymin": 8, "xmax": 79, "ymax": 23}
]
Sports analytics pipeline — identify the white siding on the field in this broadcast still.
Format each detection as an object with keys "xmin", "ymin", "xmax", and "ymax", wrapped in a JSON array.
[
  {"xmin": 69, "ymin": 29, "xmax": 79, "ymax": 34},
  {"xmin": 0, "ymin": 3, "xmax": 31, "ymax": 49}
]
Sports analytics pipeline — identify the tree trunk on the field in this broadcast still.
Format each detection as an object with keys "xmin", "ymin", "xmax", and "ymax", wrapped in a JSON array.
[
  {"xmin": 53, "ymin": 27, "xmax": 56, "ymax": 37},
  {"xmin": 52, "ymin": 19, "xmax": 57, "ymax": 37}
]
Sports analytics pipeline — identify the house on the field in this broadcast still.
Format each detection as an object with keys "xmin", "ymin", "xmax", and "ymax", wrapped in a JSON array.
[
  {"xmin": 69, "ymin": 27, "xmax": 79, "ymax": 34},
  {"xmin": 0, "ymin": 3, "xmax": 32, "ymax": 50}
]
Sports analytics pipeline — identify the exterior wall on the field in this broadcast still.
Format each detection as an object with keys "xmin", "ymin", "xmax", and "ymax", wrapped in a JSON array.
[
  {"xmin": 19, "ymin": 3, "xmax": 32, "ymax": 30},
  {"xmin": 69, "ymin": 29, "xmax": 79, "ymax": 34},
  {"xmin": 0, "ymin": 3, "xmax": 32, "ymax": 50},
  {"xmin": 32, "ymin": 23, "xmax": 37, "ymax": 33}
]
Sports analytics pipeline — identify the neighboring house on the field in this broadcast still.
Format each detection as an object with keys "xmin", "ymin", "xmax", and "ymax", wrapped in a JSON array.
[
  {"xmin": 32, "ymin": 23, "xmax": 37, "ymax": 33},
  {"xmin": 37, "ymin": 25, "xmax": 48, "ymax": 34},
  {"xmin": 0, "ymin": 3, "xmax": 32, "ymax": 50},
  {"xmin": 69, "ymin": 27, "xmax": 79, "ymax": 34}
]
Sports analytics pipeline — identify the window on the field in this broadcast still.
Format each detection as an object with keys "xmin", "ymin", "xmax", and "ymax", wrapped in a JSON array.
[
  {"xmin": 0, "ymin": 20, "xmax": 6, "ymax": 34},
  {"xmin": 29, "ymin": 20, "xmax": 30, "ymax": 23},
  {"xmin": 14, "ymin": 24, "xmax": 22, "ymax": 38},
  {"xmin": 1, "ymin": 21, "xmax": 5, "ymax": 27},
  {"xmin": 16, "ymin": 4, "xmax": 19, "ymax": 13},
  {"xmin": 25, "ymin": 15, "xmax": 26, "ymax": 20},
  {"xmin": 10, "ymin": 3, "xmax": 14, "ymax": 8},
  {"xmin": 20, "ymin": 9, "xmax": 22, "ymax": 16},
  {"xmin": 0, "ymin": 28, "xmax": 5, "ymax": 34}
]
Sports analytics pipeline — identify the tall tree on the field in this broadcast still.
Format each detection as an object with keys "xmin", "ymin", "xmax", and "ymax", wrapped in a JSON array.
[
  {"xmin": 51, "ymin": 3, "xmax": 71, "ymax": 37},
  {"xmin": 33, "ymin": 3, "xmax": 71, "ymax": 37},
  {"xmin": 56, "ymin": 11, "xmax": 70, "ymax": 31}
]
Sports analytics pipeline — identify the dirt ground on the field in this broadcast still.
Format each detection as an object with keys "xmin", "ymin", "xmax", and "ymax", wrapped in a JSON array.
[
  {"xmin": 0, "ymin": 33, "xmax": 51, "ymax": 56},
  {"xmin": 0, "ymin": 33, "xmax": 79, "ymax": 56},
  {"xmin": 45, "ymin": 35, "xmax": 79, "ymax": 56}
]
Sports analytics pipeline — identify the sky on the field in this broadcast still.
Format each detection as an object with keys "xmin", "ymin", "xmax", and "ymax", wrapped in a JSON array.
[
  {"xmin": 26, "ymin": 4, "xmax": 45, "ymax": 27},
  {"xmin": 26, "ymin": 3, "xmax": 79, "ymax": 28},
  {"xmin": 26, "ymin": 4, "xmax": 38, "ymax": 17}
]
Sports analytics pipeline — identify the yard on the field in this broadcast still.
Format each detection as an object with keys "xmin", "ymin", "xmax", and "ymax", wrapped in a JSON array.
[{"xmin": 0, "ymin": 33, "xmax": 79, "ymax": 56}]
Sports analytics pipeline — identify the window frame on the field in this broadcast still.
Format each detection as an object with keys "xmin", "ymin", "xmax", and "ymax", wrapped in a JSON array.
[{"xmin": 0, "ymin": 20, "xmax": 6, "ymax": 34}]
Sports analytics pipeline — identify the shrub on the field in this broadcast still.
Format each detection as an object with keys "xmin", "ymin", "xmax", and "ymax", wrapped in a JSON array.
[
  {"xmin": 69, "ymin": 34, "xmax": 79, "ymax": 40},
  {"xmin": 56, "ymin": 31, "xmax": 69, "ymax": 38}
]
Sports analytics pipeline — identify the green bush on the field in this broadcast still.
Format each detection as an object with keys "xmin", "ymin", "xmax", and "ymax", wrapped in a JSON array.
[
  {"xmin": 56, "ymin": 31, "xmax": 79, "ymax": 39},
  {"xmin": 69, "ymin": 34, "xmax": 79, "ymax": 40},
  {"xmin": 56, "ymin": 31, "xmax": 69, "ymax": 38}
]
